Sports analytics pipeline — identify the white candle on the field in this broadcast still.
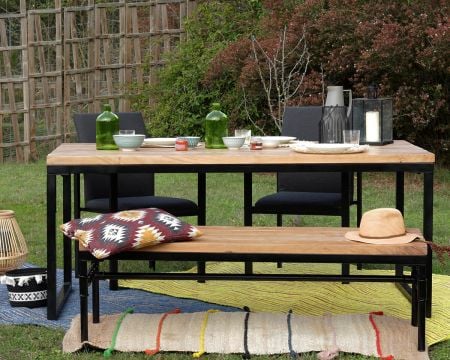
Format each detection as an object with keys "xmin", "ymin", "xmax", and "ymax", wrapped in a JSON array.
[{"xmin": 365, "ymin": 111, "xmax": 380, "ymax": 142}]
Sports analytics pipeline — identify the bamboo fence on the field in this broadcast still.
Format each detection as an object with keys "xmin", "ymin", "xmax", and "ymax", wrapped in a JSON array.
[{"xmin": 0, "ymin": 0, "xmax": 196, "ymax": 163}]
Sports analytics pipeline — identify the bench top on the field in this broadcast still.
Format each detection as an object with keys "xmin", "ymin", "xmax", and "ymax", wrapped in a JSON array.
[{"xmin": 79, "ymin": 226, "xmax": 427, "ymax": 257}]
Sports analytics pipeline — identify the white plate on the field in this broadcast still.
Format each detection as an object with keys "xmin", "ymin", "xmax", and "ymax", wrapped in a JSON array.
[
  {"xmin": 142, "ymin": 137, "xmax": 177, "ymax": 147},
  {"xmin": 259, "ymin": 136, "xmax": 296, "ymax": 144},
  {"xmin": 291, "ymin": 144, "xmax": 369, "ymax": 154}
]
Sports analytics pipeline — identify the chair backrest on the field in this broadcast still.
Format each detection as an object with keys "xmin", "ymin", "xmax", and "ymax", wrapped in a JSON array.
[
  {"xmin": 73, "ymin": 112, "xmax": 154, "ymax": 201},
  {"xmin": 74, "ymin": 112, "xmax": 149, "ymax": 142},
  {"xmin": 278, "ymin": 106, "xmax": 341, "ymax": 193}
]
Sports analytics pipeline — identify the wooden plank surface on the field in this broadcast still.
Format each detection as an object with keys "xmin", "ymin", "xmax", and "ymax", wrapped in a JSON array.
[
  {"xmin": 79, "ymin": 226, "xmax": 427, "ymax": 257},
  {"xmin": 48, "ymin": 140, "xmax": 435, "ymax": 166}
]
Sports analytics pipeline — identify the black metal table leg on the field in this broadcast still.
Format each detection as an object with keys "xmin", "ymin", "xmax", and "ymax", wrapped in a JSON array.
[
  {"xmin": 396, "ymin": 171, "xmax": 405, "ymax": 215},
  {"xmin": 424, "ymin": 170, "xmax": 433, "ymax": 318},
  {"xmin": 109, "ymin": 174, "xmax": 119, "ymax": 291},
  {"xmin": 244, "ymin": 172, "xmax": 253, "ymax": 273},
  {"xmin": 244, "ymin": 172, "xmax": 252, "ymax": 226},
  {"xmin": 341, "ymin": 173, "xmax": 350, "ymax": 282},
  {"xmin": 74, "ymin": 173, "xmax": 81, "ymax": 278},
  {"xmin": 47, "ymin": 174, "xmax": 57, "ymax": 320},
  {"xmin": 198, "ymin": 172, "xmax": 206, "ymax": 225},
  {"xmin": 356, "ymin": 172, "xmax": 362, "ymax": 226},
  {"xmin": 47, "ymin": 173, "xmax": 73, "ymax": 320},
  {"xmin": 63, "ymin": 175, "xmax": 72, "ymax": 285}
]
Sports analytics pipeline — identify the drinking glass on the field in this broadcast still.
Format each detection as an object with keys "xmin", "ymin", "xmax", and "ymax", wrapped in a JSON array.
[
  {"xmin": 343, "ymin": 130, "xmax": 360, "ymax": 145},
  {"xmin": 119, "ymin": 130, "xmax": 135, "ymax": 135},
  {"xmin": 234, "ymin": 129, "xmax": 251, "ymax": 145}
]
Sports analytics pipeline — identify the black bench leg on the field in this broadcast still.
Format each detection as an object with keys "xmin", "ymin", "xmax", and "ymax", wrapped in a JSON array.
[
  {"xmin": 245, "ymin": 262, "xmax": 253, "ymax": 275},
  {"xmin": 341, "ymin": 263, "xmax": 350, "ymax": 284},
  {"xmin": 277, "ymin": 215, "xmax": 283, "ymax": 269},
  {"xmin": 93, "ymin": 276, "xmax": 100, "ymax": 324},
  {"xmin": 109, "ymin": 260, "xmax": 118, "ymax": 290},
  {"xmin": 417, "ymin": 265, "xmax": 427, "ymax": 351},
  {"xmin": 79, "ymin": 259, "xmax": 89, "ymax": 342},
  {"xmin": 411, "ymin": 267, "xmax": 417, "ymax": 327},
  {"xmin": 197, "ymin": 261, "xmax": 206, "ymax": 283}
]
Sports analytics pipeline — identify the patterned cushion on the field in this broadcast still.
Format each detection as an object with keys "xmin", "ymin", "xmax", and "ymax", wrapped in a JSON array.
[{"xmin": 60, "ymin": 208, "xmax": 202, "ymax": 259}]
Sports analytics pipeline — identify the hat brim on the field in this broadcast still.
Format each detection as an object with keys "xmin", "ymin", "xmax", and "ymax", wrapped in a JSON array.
[{"xmin": 344, "ymin": 231, "xmax": 419, "ymax": 244}]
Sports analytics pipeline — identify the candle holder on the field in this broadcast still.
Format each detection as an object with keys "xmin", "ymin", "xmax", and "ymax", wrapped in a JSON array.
[
  {"xmin": 0, "ymin": 210, "xmax": 28, "ymax": 273},
  {"xmin": 352, "ymin": 97, "xmax": 393, "ymax": 145}
]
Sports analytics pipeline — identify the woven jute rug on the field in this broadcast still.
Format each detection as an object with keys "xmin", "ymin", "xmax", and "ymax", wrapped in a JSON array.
[
  {"xmin": 121, "ymin": 262, "xmax": 450, "ymax": 345},
  {"xmin": 63, "ymin": 310, "xmax": 429, "ymax": 359}
]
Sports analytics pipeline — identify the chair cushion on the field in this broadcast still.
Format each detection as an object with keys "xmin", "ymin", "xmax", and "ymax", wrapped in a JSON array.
[
  {"xmin": 60, "ymin": 208, "xmax": 202, "ymax": 259},
  {"xmin": 85, "ymin": 196, "xmax": 199, "ymax": 217},
  {"xmin": 253, "ymin": 191, "xmax": 342, "ymax": 215}
]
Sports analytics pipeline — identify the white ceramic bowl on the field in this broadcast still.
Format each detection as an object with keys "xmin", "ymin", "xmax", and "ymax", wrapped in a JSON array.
[
  {"xmin": 260, "ymin": 137, "xmax": 280, "ymax": 149},
  {"xmin": 113, "ymin": 134, "xmax": 145, "ymax": 151},
  {"xmin": 177, "ymin": 136, "xmax": 201, "ymax": 148},
  {"xmin": 260, "ymin": 136, "xmax": 296, "ymax": 148},
  {"xmin": 222, "ymin": 136, "xmax": 245, "ymax": 150}
]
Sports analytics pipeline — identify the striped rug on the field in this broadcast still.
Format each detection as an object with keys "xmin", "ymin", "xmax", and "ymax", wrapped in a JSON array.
[
  {"xmin": 63, "ymin": 310, "xmax": 429, "ymax": 359},
  {"xmin": 121, "ymin": 262, "xmax": 450, "ymax": 346}
]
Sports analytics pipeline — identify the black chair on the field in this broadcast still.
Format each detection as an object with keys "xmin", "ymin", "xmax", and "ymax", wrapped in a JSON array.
[
  {"xmin": 73, "ymin": 112, "xmax": 206, "ymax": 285},
  {"xmin": 248, "ymin": 106, "xmax": 361, "ymax": 227},
  {"xmin": 246, "ymin": 106, "xmax": 362, "ymax": 275},
  {"xmin": 73, "ymin": 112, "xmax": 203, "ymax": 219}
]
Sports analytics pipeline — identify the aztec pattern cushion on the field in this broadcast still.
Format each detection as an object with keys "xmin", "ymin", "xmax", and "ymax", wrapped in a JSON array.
[{"xmin": 60, "ymin": 208, "xmax": 202, "ymax": 259}]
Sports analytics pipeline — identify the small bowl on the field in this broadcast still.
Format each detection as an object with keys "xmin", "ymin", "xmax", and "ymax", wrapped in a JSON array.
[
  {"xmin": 260, "ymin": 137, "xmax": 281, "ymax": 149},
  {"xmin": 177, "ymin": 136, "xmax": 201, "ymax": 148},
  {"xmin": 113, "ymin": 134, "xmax": 145, "ymax": 151},
  {"xmin": 222, "ymin": 136, "xmax": 245, "ymax": 150}
]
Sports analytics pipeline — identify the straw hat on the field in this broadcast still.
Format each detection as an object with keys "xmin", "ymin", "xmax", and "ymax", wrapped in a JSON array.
[{"xmin": 345, "ymin": 208, "xmax": 420, "ymax": 244}]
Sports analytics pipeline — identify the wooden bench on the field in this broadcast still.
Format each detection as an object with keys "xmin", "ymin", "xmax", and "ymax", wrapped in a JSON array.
[{"xmin": 78, "ymin": 226, "xmax": 429, "ymax": 351}]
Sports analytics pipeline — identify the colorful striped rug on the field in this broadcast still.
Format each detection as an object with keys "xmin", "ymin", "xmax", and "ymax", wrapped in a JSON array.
[
  {"xmin": 120, "ymin": 262, "xmax": 450, "ymax": 346},
  {"xmin": 63, "ymin": 310, "xmax": 429, "ymax": 359}
]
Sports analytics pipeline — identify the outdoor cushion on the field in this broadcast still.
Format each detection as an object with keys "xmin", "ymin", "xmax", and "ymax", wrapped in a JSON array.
[
  {"xmin": 253, "ymin": 191, "xmax": 342, "ymax": 213},
  {"xmin": 60, "ymin": 208, "xmax": 202, "ymax": 259}
]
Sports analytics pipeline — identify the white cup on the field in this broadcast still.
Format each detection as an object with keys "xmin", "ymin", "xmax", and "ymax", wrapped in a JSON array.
[{"xmin": 343, "ymin": 130, "xmax": 360, "ymax": 145}]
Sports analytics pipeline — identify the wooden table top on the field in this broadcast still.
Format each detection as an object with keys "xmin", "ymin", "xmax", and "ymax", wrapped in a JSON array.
[{"xmin": 47, "ymin": 140, "xmax": 435, "ymax": 166}]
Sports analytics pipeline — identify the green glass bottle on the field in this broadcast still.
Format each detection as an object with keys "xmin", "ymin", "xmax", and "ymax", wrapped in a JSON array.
[
  {"xmin": 96, "ymin": 104, "xmax": 119, "ymax": 150},
  {"xmin": 205, "ymin": 103, "xmax": 228, "ymax": 149}
]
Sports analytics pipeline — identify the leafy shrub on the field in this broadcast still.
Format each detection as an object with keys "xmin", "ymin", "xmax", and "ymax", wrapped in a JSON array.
[{"xmin": 130, "ymin": 0, "xmax": 262, "ymax": 137}]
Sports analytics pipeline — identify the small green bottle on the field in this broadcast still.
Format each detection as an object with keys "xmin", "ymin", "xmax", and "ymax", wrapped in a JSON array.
[
  {"xmin": 205, "ymin": 103, "xmax": 228, "ymax": 149},
  {"xmin": 96, "ymin": 104, "xmax": 119, "ymax": 150}
]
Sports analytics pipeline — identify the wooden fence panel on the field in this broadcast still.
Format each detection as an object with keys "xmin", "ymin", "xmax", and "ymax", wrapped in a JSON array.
[
  {"xmin": 27, "ymin": 4, "xmax": 63, "ymax": 160},
  {"xmin": 0, "ymin": 0, "xmax": 195, "ymax": 162},
  {"xmin": 0, "ymin": 2, "xmax": 27, "ymax": 162}
]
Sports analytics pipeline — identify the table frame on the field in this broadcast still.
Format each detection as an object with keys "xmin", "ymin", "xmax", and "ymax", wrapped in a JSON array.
[{"xmin": 46, "ymin": 145, "xmax": 434, "ymax": 320}]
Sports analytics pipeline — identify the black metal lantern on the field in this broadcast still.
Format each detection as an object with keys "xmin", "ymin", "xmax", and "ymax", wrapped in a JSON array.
[{"xmin": 352, "ymin": 87, "xmax": 393, "ymax": 145}]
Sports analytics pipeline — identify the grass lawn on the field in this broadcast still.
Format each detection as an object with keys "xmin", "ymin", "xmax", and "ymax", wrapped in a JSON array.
[{"xmin": 0, "ymin": 160, "xmax": 448, "ymax": 359}]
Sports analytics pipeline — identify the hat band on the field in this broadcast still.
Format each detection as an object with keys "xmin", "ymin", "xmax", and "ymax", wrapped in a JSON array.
[{"xmin": 358, "ymin": 232, "xmax": 408, "ymax": 240}]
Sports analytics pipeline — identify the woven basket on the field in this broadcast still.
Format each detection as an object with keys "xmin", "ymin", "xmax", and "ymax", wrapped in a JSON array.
[
  {"xmin": 0, "ymin": 210, "xmax": 28, "ymax": 274},
  {"xmin": 5, "ymin": 268, "xmax": 47, "ymax": 308}
]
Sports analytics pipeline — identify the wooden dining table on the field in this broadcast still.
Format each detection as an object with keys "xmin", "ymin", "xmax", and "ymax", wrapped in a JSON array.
[{"xmin": 46, "ymin": 140, "xmax": 435, "ymax": 320}]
